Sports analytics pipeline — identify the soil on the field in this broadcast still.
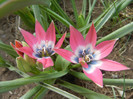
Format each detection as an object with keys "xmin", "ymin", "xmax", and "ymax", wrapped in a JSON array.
[{"xmin": 0, "ymin": 0, "xmax": 133, "ymax": 99}]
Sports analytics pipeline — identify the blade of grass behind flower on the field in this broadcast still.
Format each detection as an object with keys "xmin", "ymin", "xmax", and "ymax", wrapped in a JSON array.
[
  {"xmin": 41, "ymin": 10, "xmax": 49, "ymax": 31},
  {"xmin": 0, "ymin": 0, "xmax": 50, "ymax": 18},
  {"xmin": 51, "ymin": 0, "xmax": 74, "ymax": 26},
  {"xmin": 0, "ymin": 41, "xmax": 18, "ymax": 58},
  {"xmin": 82, "ymin": 0, "xmax": 87, "ymax": 18},
  {"xmin": 15, "ymin": 7, "xmax": 35, "ymax": 29},
  {"xmin": 96, "ymin": 22, "xmax": 133, "ymax": 44},
  {"xmin": 85, "ymin": 0, "xmax": 97, "ymax": 24},
  {"xmin": 79, "ymin": 0, "xmax": 124, "ymax": 33},
  {"xmin": 32, "ymin": 5, "xmax": 46, "ymax": 30},
  {"xmin": 116, "ymin": 0, "xmax": 133, "ymax": 14},
  {"xmin": 71, "ymin": 0, "xmax": 78, "ymax": 23},
  {"xmin": 41, "ymin": 7, "xmax": 72, "ymax": 27},
  {"xmin": 95, "ymin": 0, "xmax": 122, "ymax": 32}
]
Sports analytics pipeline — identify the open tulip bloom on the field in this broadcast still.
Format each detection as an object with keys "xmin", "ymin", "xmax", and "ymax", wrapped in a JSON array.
[
  {"xmin": 54, "ymin": 24, "xmax": 130, "ymax": 87},
  {"xmin": 18, "ymin": 21, "xmax": 66, "ymax": 69}
]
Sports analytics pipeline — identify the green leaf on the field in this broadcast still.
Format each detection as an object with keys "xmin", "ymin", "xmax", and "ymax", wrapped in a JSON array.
[
  {"xmin": 32, "ymin": 5, "xmax": 47, "ymax": 31},
  {"xmin": 69, "ymin": 71, "xmax": 133, "ymax": 86},
  {"xmin": 85, "ymin": 0, "xmax": 97, "ymax": 24},
  {"xmin": 115, "ymin": 0, "xmax": 133, "ymax": 14},
  {"xmin": 0, "ymin": 0, "xmax": 50, "ymax": 18},
  {"xmin": 33, "ymin": 79, "xmax": 55, "ymax": 99},
  {"xmin": 81, "ymin": 0, "xmax": 87, "ymax": 18},
  {"xmin": 0, "ymin": 69, "xmax": 68, "ymax": 93},
  {"xmin": 20, "ymin": 86, "xmax": 42, "ymax": 99},
  {"xmin": 70, "ymin": 0, "xmax": 78, "ymax": 23},
  {"xmin": 77, "ymin": 14, "xmax": 85, "ymax": 28},
  {"xmin": 0, "ymin": 55, "xmax": 7, "ymax": 67},
  {"xmin": 33, "ymin": 87, "xmax": 48, "ymax": 99},
  {"xmin": 97, "ymin": 22, "xmax": 133, "ymax": 44},
  {"xmin": 95, "ymin": 0, "xmax": 122, "ymax": 32},
  {"xmin": 59, "ymin": 80, "xmax": 111, "ymax": 99},
  {"xmin": 15, "ymin": 7, "xmax": 35, "ymax": 29},
  {"xmin": 51, "ymin": 0, "xmax": 74, "ymax": 26},
  {"xmin": 55, "ymin": 45, "xmax": 71, "ymax": 71},
  {"xmin": 41, "ymin": 7, "xmax": 72, "ymax": 27},
  {"xmin": 39, "ymin": 82, "xmax": 80, "ymax": 99},
  {"xmin": 0, "ymin": 41, "xmax": 18, "ymax": 58},
  {"xmin": 78, "ymin": 0, "xmax": 125, "ymax": 33}
]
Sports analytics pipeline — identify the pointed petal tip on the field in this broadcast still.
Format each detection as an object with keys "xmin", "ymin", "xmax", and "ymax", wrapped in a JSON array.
[
  {"xmin": 15, "ymin": 40, "xmax": 21, "ymax": 44},
  {"xmin": 18, "ymin": 27, "xmax": 22, "ymax": 31},
  {"xmin": 70, "ymin": 25, "xmax": 74, "ymax": 29},
  {"xmin": 91, "ymin": 22, "xmax": 95, "ymax": 26},
  {"xmin": 123, "ymin": 67, "xmax": 130, "ymax": 70},
  {"xmin": 51, "ymin": 20, "xmax": 54, "ymax": 24},
  {"xmin": 10, "ymin": 42, "xmax": 14, "ymax": 47},
  {"xmin": 35, "ymin": 20, "xmax": 39, "ymax": 24},
  {"xmin": 115, "ymin": 38, "xmax": 119, "ymax": 41},
  {"xmin": 96, "ymin": 83, "xmax": 103, "ymax": 88}
]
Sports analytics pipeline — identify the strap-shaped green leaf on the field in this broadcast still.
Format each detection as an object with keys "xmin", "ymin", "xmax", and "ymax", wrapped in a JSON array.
[
  {"xmin": 0, "ymin": 41, "xmax": 18, "ymax": 58},
  {"xmin": 70, "ymin": 71, "xmax": 133, "ymax": 86},
  {"xmin": 97, "ymin": 22, "xmax": 133, "ymax": 44},
  {"xmin": 0, "ymin": 0, "xmax": 50, "ymax": 18},
  {"xmin": 59, "ymin": 80, "xmax": 111, "ymax": 99},
  {"xmin": 0, "ymin": 69, "xmax": 68, "ymax": 93}
]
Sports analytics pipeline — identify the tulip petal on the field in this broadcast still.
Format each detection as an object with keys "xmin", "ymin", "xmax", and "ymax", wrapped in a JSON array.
[
  {"xmin": 79, "ymin": 58, "xmax": 88, "ymax": 68},
  {"xmin": 10, "ymin": 42, "xmax": 24, "ymax": 57},
  {"xmin": 97, "ymin": 59, "xmax": 130, "ymax": 71},
  {"xmin": 18, "ymin": 47, "xmax": 35, "ymax": 59},
  {"xmin": 83, "ymin": 66, "xmax": 103, "ymax": 87},
  {"xmin": 55, "ymin": 33, "xmax": 66, "ymax": 49},
  {"xmin": 37, "ymin": 57, "xmax": 54, "ymax": 69},
  {"xmin": 85, "ymin": 23, "xmax": 97, "ymax": 47},
  {"xmin": 45, "ymin": 22, "xmax": 56, "ymax": 44},
  {"xmin": 70, "ymin": 26, "xmax": 85, "ymax": 52},
  {"xmin": 15, "ymin": 40, "xmax": 23, "ymax": 48},
  {"xmin": 35, "ymin": 20, "xmax": 46, "ymax": 43},
  {"xmin": 54, "ymin": 49, "xmax": 79, "ymax": 63},
  {"xmin": 19, "ymin": 28, "xmax": 37, "ymax": 48},
  {"xmin": 95, "ymin": 39, "xmax": 117, "ymax": 59}
]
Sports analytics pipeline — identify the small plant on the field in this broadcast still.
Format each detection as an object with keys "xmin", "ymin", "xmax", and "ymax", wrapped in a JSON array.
[{"xmin": 0, "ymin": 0, "xmax": 133, "ymax": 98}]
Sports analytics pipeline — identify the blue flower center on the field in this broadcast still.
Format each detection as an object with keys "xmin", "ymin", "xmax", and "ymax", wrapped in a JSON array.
[
  {"xmin": 81, "ymin": 49, "xmax": 94, "ymax": 63},
  {"xmin": 34, "ymin": 45, "xmax": 54, "ymax": 58}
]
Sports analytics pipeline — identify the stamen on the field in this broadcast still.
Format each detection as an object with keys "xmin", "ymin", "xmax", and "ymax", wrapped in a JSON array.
[{"xmin": 84, "ymin": 54, "xmax": 93, "ymax": 63}]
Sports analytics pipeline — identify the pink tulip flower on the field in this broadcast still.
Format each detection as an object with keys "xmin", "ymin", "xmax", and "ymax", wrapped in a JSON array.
[
  {"xmin": 54, "ymin": 24, "xmax": 129, "ymax": 87},
  {"xmin": 18, "ymin": 20, "xmax": 66, "ymax": 69}
]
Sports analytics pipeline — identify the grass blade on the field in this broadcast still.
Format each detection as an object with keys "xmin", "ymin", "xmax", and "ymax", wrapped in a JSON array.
[
  {"xmin": 71, "ymin": 0, "xmax": 78, "ymax": 23},
  {"xmin": 0, "ymin": 69, "xmax": 68, "ymax": 93},
  {"xmin": 0, "ymin": 41, "xmax": 18, "ymax": 58},
  {"xmin": 69, "ymin": 71, "xmax": 133, "ymax": 86},
  {"xmin": 97, "ymin": 22, "xmax": 133, "ymax": 44},
  {"xmin": 39, "ymin": 82, "xmax": 80, "ymax": 99},
  {"xmin": 82, "ymin": 0, "xmax": 87, "ymax": 18},
  {"xmin": 51, "ymin": 0, "xmax": 74, "ymax": 26},
  {"xmin": 0, "ymin": 0, "xmax": 50, "ymax": 18},
  {"xmin": 85, "ymin": 0, "xmax": 97, "ymax": 24},
  {"xmin": 41, "ymin": 7, "xmax": 72, "ymax": 27},
  {"xmin": 59, "ymin": 80, "xmax": 111, "ymax": 99}
]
